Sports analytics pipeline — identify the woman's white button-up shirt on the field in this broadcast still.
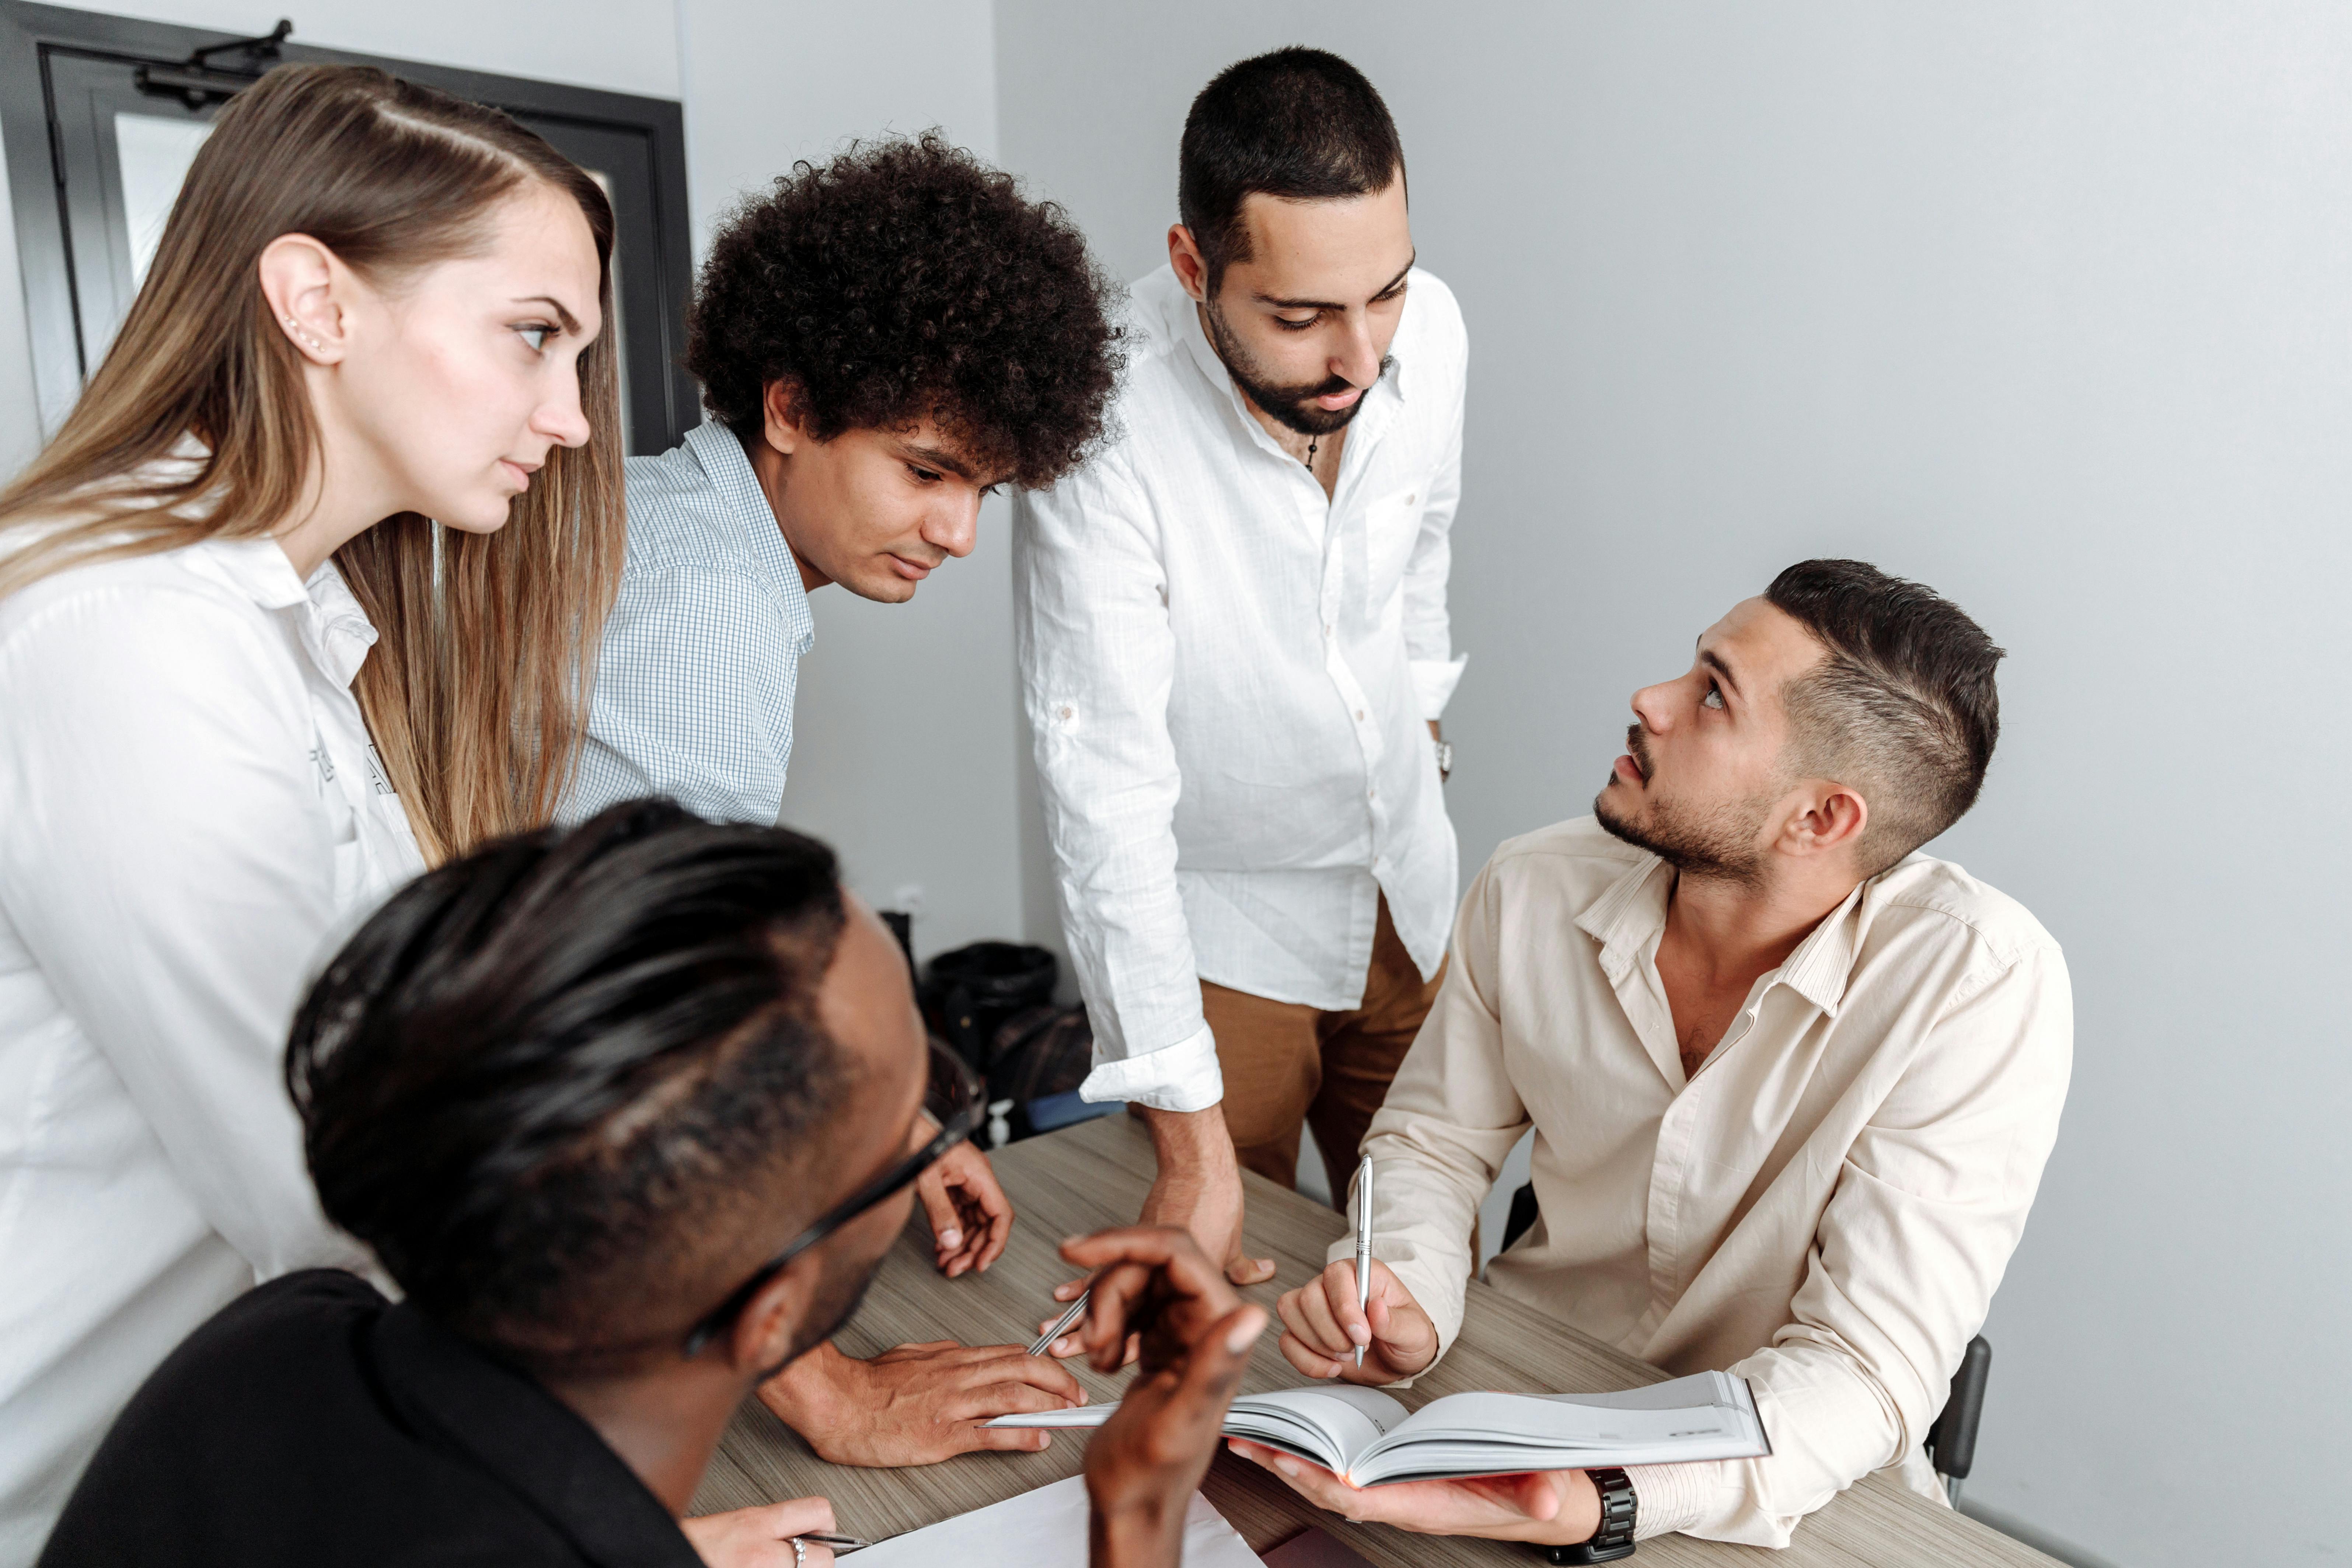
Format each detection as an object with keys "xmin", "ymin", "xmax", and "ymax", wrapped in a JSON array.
[{"xmin": 0, "ymin": 531, "xmax": 425, "ymax": 1560}]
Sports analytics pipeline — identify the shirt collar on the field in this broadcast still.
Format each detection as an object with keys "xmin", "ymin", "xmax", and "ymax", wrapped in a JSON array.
[
  {"xmin": 184, "ymin": 535, "xmax": 381, "ymax": 689},
  {"xmin": 683, "ymin": 421, "xmax": 814, "ymax": 655},
  {"xmin": 369, "ymin": 1303, "xmax": 705, "ymax": 1568},
  {"xmin": 1574, "ymin": 847, "xmax": 1870, "ymax": 1020}
]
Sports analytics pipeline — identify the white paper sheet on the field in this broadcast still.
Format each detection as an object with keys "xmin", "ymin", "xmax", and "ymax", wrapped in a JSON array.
[{"xmin": 848, "ymin": 1475, "xmax": 1263, "ymax": 1567}]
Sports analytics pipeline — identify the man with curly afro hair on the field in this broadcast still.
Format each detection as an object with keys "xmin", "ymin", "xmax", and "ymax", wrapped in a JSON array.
[
  {"xmin": 561, "ymin": 136, "xmax": 1116, "ymax": 1472},
  {"xmin": 569, "ymin": 133, "xmax": 1120, "ymax": 831}
]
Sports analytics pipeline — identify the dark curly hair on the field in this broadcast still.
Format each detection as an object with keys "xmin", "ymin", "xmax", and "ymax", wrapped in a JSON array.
[{"xmin": 687, "ymin": 133, "xmax": 1122, "ymax": 488}]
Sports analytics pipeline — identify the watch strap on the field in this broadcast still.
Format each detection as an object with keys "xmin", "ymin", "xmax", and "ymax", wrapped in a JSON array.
[{"xmin": 1540, "ymin": 1466, "xmax": 1636, "ymax": 1564}]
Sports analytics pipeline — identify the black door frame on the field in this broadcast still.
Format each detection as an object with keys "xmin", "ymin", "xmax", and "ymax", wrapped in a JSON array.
[{"xmin": 0, "ymin": 2, "xmax": 700, "ymax": 452}]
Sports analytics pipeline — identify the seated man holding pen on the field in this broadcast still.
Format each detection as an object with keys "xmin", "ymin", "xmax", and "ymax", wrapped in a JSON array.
[
  {"xmin": 1243, "ymin": 561, "xmax": 2072, "ymax": 1551},
  {"xmin": 39, "ymin": 803, "xmax": 1266, "ymax": 1568}
]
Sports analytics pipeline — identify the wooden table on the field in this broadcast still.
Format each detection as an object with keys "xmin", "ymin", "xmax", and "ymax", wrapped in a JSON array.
[{"xmin": 693, "ymin": 1115, "xmax": 2055, "ymax": 1566}]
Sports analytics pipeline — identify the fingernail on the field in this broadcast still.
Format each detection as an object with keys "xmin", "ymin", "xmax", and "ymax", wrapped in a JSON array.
[
  {"xmin": 1348, "ymin": 1323, "xmax": 1369, "ymax": 1344},
  {"xmin": 1225, "ymin": 1308, "xmax": 1267, "ymax": 1353},
  {"xmin": 1275, "ymin": 1457, "xmax": 1301, "ymax": 1477},
  {"xmin": 940, "ymin": 1229, "xmax": 962, "ymax": 1248}
]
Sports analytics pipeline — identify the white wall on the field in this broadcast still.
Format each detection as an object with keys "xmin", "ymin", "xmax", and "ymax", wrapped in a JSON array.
[
  {"xmin": 0, "ymin": 0, "xmax": 1022, "ymax": 967},
  {"xmin": 994, "ymin": 5, "xmax": 2352, "ymax": 1566}
]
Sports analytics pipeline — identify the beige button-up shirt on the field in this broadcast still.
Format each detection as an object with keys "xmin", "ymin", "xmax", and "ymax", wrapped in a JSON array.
[{"xmin": 1341, "ymin": 817, "xmax": 2071, "ymax": 1547}]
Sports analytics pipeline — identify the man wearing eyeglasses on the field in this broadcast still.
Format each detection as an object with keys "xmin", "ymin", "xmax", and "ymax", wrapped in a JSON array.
[{"xmin": 39, "ymin": 802, "xmax": 1269, "ymax": 1568}]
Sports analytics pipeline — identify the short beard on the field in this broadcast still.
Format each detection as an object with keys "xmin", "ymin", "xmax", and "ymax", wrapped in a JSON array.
[
  {"xmin": 1593, "ymin": 782, "xmax": 1773, "ymax": 889},
  {"xmin": 758, "ymin": 1247, "xmax": 884, "ymax": 1381},
  {"xmin": 1201, "ymin": 293, "xmax": 1390, "ymax": 437}
]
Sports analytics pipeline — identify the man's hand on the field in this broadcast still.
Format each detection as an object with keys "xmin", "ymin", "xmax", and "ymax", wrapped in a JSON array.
[
  {"xmin": 1135, "ymin": 1104, "xmax": 1274, "ymax": 1284},
  {"xmin": 1227, "ymin": 1442, "xmax": 1602, "ymax": 1547},
  {"xmin": 681, "ymin": 1498, "xmax": 837, "ymax": 1567},
  {"xmin": 1067, "ymin": 1227, "xmax": 1269, "ymax": 1568},
  {"xmin": 755, "ymin": 1339, "xmax": 1082, "ymax": 1467},
  {"xmin": 913, "ymin": 1135, "xmax": 1012, "ymax": 1277},
  {"xmin": 1042, "ymin": 1107, "xmax": 1272, "ymax": 1358},
  {"xmin": 1274, "ymin": 1257, "xmax": 1440, "ymax": 1383}
]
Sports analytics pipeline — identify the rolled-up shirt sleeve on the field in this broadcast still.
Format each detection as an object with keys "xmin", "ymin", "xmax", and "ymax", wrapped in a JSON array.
[
  {"xmin": 1330, "ymin": 855, "xmax": 1529, "ymax": 1359},
  {"xmin": 0, "ymin": 584, "xmax": 363, "ymax": 1280},
  {"xmin": 1014, "ymin": 456, "xmax": 1222, "ymax": 1114},
  {"xmin": 1627, "ymin": 947, "xmax": 2073, "ymax": 1546},
  {"xmin": 566, "ymin": 565, "xmax": 798, "ymax": 827}
]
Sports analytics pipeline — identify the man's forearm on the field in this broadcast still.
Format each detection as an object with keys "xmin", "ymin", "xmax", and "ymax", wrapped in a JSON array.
[
  {"xmin": 1137, "ymin": 1101, "xmax": 1235, "ymax": 1177},
  {"xmin": 1089, "ymin": 1499, "xmax": 1187, "ymax": 1568}
]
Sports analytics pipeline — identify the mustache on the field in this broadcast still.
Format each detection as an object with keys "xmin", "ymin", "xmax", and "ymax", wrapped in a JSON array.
[{"xmin": 1624, "ymin": 724, "xmax": 1654, "ymax": 783}]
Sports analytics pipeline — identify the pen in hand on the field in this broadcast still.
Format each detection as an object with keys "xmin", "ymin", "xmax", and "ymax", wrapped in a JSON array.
[
  {"xmin": 1353, "ymin": 1154, "xmax": 1374, "ymax": 1369},
  {"xmin": 1030, "ymin": 1291, "xmax": 1089, "ymax": 1356},
  {"xmin": 797, "ymin": 1532, "xmax": 871, "ymax": 1555}
]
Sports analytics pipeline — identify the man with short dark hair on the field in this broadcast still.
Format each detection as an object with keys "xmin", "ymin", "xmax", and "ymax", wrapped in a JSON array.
[
  {"xmin": 1249, "ymin": 562, "xmax": 2072, "ymax": 1552},
  {"xmin": 565, "ymin": 133, "xmax": 1123, "ymax": 1465},
  {"xmin": 37, "ymin": 803, "xmax": 1267, "ymax": 1568},
  {"xmin": 1018, "ymin": 48, "xmax": 1466, "ymax": 1292}
]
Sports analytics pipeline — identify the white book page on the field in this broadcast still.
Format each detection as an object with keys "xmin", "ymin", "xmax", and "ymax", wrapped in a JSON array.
[
  {"xmin": 1221, "ymin": 1387, "xmax": 1408, "ymax": 1472},
  {"xmin": 852, "ymin": 1476, "xmax": 1262, "ymax": 1567},
  {"xmin": 981, "ymin": 1404, "xmax": 1113, "ymax": 1430}
]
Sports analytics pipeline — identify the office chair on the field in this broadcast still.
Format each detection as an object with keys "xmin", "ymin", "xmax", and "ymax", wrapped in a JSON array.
[{"xmin": 1495, "ymin": 1181, "xmax": 1990, "ymax": 1506}]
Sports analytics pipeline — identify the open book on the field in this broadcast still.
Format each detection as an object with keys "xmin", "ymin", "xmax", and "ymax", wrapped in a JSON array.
[{"xmin": 987, "ymin": 1370, "xmax": 1768, "ymax": 1487}]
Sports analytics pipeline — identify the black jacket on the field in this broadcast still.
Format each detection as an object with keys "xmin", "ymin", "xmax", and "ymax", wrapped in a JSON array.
[{"xmin": 39, "ymin": 1270, "xmax": 704, "ymax": 1567}]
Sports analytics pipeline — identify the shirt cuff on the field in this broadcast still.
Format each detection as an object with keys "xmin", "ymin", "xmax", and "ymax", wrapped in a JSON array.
[
  {"xmin": 1079, "ymin": 1023, "xmax": 1225, "ymax": 1113},
  {"xmin": 1410, "ymin": 654, "xmax": 1469, "ymax": 719},
  {"xmin": 1622, "ymin": 1463, "xmax": 1712, "ymax": 1540}
]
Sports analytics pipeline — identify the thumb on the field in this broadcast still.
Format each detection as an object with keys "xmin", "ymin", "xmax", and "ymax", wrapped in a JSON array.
[
  {"xmin": 914, "ymin": 1170, "xmax": 963, "ymax": 1250},
  {"xmin": 1224, "ymin": 1253, "xmax": 1277, "ymax": 1286}
]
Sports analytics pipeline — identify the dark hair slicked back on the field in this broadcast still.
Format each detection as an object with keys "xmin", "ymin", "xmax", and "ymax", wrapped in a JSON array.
[
  {"xmin": 286, "ymin": 801, "xmax": 849, "ymax": 1368},
  {"xmin": 1765, "ymin": 560, "xmax": 2005, "ymax": 874},
  {"xmin": 1179, "ymin": 47, "xmax": 1404, "ymax": 293}
]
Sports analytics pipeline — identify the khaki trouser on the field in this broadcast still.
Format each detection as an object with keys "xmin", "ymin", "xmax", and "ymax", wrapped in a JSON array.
[{"xmin": 1202, "ymin": 897, "xmax": 1445, "ymax": 1208}]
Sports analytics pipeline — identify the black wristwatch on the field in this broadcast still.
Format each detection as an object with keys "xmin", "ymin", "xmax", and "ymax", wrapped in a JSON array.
[{"xmin": 1540, "ymin": 1467, "xmax": 1636, "ymax": 1563}]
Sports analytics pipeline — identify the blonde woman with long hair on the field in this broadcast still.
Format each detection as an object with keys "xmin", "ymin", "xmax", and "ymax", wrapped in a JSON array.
[{"xmin": 0, "ymin": 64, "xmax": 623, "ymax": 1555}]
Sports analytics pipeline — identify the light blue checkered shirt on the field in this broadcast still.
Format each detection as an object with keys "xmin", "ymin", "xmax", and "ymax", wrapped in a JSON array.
[{"xmin": 564, "ymin": 422, "xmax": 815, "ymax": 826}]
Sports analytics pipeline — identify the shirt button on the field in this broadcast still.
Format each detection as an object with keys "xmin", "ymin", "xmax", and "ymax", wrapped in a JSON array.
[
  {"xmin": 1355, "ymin": 709, "xmax": 1366, "ymax": 721},
  {"xmin": 1405, "ymin": 492, "xmax": 1417, "ymax": 506},
  {"xmin": 1324, "ymin": 622, "xmax": 1334, "ymax": 638},
  {"xmin": 1368, "ymin": 788, "xmax": 1378, "ymax": 801}
]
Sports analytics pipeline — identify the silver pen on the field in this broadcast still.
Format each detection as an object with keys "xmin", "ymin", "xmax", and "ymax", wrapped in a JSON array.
[
  {"xmin": 1029, "ymin": 1291, "xmax": 1089, "ymax": 1356},
  {"xmin": 1353, "ymin": 1153, "xmax": 1375, "ymax": 1368},
  {"xmin": 796, "ymin": 1533, "xmax": 872, "ymax": 1555}
]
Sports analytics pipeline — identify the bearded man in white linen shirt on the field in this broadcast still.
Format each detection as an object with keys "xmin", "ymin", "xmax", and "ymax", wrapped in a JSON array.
[
  {"xmin": 1244, "ymin": 560, "xmax": 2072, "ymax": 1553},
  {"xmin": 1017, "ymin": 47, "xmax": 1468, "ymax": 1295}
]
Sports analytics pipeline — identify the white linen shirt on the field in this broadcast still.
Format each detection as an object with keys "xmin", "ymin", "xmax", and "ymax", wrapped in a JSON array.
[
  {"xmin": 1339, "ymin": 818, "xmax": 2072, "ymax": 1547},
  {"xmin": 0, "ymin": 532, "xmax": 421, "ymax": 1564},
  {"xmin": 1015, "ymin": 264, "xmax": 1469, "ymax": 1113}
]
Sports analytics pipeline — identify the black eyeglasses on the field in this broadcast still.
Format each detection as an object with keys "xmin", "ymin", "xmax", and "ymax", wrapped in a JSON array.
[{"xmin": 682, "ymin": 1038, "xmax": 985, "ymax": 1356}]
